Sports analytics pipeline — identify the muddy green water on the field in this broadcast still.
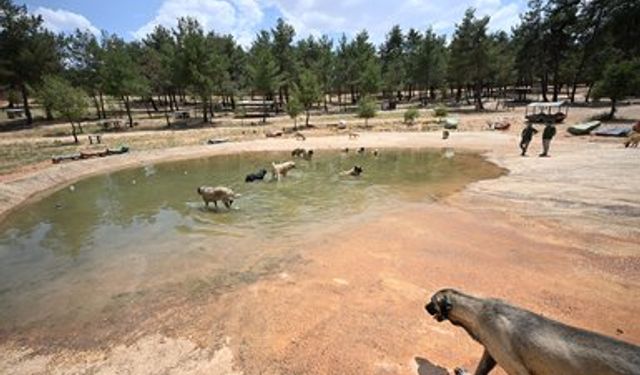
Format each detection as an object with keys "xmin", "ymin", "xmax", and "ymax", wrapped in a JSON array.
[{"xmin": 0, "ymin": 149, "xmax": 502, "ymax": 333}]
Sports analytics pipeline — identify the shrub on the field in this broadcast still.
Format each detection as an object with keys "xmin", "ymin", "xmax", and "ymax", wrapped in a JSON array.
[
  {"xmin": 434, "ymin": 106, "xmax": 448, "ymax": 117},
  {"xmin": 357, "ymin": 96, "xmax": 377, "ymax": 127},
  {"xmin": 404, "ymin": 108, "xmax": 420, "ymax": 124}
]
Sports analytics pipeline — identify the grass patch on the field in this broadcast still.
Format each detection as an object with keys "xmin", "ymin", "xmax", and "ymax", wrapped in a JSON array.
[{"xmin": 434, "ymin": 106, "xmax": 448, "ymax": 117}]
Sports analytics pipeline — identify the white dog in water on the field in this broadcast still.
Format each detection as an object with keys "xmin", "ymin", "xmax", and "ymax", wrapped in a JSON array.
[
  {"xmin": 271, "ymin": 161, "xmax": 296, "ymax": 181},
  {"xmin": 197, "ymin": 186, "xmax": 240, "ymax": 209}
]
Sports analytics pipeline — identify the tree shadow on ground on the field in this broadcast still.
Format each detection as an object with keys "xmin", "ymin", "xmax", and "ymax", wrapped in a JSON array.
[{"xmin": 415, "ymin": 356, "xmax": 449, "ymax": 375}]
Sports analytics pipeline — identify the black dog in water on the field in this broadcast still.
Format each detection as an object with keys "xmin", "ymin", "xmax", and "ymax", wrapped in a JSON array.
[{"xmin": 245, "ymin": 168, "xmax": 268, "ymax": 183}]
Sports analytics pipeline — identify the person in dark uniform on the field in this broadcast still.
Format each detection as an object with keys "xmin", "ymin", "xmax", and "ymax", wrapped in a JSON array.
[
  {"xmin": 540, "ymin": 122, "xmax": 556, "ymax": 157},
  {"xmin": 519, "ymin": 122, "xmax": 538, "ymax": 156}
]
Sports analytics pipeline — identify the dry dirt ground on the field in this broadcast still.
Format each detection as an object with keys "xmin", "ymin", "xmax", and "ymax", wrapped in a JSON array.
[{"xmin": 0, "ymin": 103, "xmax": 639, "ymax": 374}]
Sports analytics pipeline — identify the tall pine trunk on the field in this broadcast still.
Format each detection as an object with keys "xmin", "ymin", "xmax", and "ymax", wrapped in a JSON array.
[
  {"xmin": 570, "ymin": 82, "xmax": 579, "ymax": 103},
  {"xmin": 167, "ymin": 94, "xmax": 174, "ymax": 111},
  {"xmin": 552, "ymin": 75, "xmax": 560, "ymax": 102},
  {"xmin": 99, "ymin": 92, "xmax": 106, "ymax": 119},
  {"xmin": 262, "ymin": 96, "xmax": 267, "ymax": 124},
  {"xmin": 123, "ymin": 96, "xmax": 133, "ymax": 127},
  {"xmin": 609, "ymin": 98, "xmax": 617, "ymax": 119},
  {"xmin": 172, "ymin": 93, "xmax": 180, "ymax": 110},
  {"xmin": 45, "ymin": 107, "xmax": 54, "ymax": 121},
  {"xmin": 474, "ymin": 82, "xmax": 484, "ymax": 111},
  {"xmin": 20, "ymin": 84, "xmax": 33, "ymax": 124},
  {"xmin": 585, "ymin": 82, "xmax": 594, "ymax": 103},
  {"xmin": 202, "ymin": 97, "xmax": 209, "ymax": 123},
  {"xmin": 92, "ymin": 95, "xmax": 102, "ymax": 119},
  {"xmin": 144, "ymin": 99, "xmax": 152, "ymax": 118},
  {"xmin": 540, "ymin": 74, "xmax": 549, "ymax": 102},
  {"xmin": 70, "ymin": 120, "xmax": 79, "ymax": 144},
  {"xmin": 164, "ymin": 99, "xmax": 171, "ymax": 127}
]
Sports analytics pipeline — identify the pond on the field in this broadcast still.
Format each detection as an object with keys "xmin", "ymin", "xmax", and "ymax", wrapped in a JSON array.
[{"xmin": 0, "ymin": 148, "xmax": 503, "ymax": 336}]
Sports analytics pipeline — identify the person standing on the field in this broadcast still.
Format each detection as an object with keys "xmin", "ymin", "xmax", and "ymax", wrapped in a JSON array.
[
  {"xmin": 519, "ymin": 122, "xmax": 538, "ymax": 156},
  {"xmin": 540, "ymin": 122, "xmax": 556, "ymax": 157}
]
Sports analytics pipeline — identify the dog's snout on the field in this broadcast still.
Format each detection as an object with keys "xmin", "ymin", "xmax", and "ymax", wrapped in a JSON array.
[{"xmin": 426, "ymin": 302, "xmax": 437, "ymax": 315}]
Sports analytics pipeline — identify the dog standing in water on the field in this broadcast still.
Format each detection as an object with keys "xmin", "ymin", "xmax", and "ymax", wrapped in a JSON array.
[
  {"xmin": 197, "ymin": 186, "xmax": 240, "ymax": 209},
  {"xmin": 291, "ymin": 148, "xmax": 306, "ymax": 157},
  {"xmin": 340, "ymin": 165, "xmax": 363, "ymax": 177},
  {"xmin": 271, "ymin": 161, "xmax": 296, "ymax": 181},
  {"xmin": 425, "ymin": 289, "xmax": 640, "ymax": 375},
  {"xmin": 292, "ymin": 148, "xmax": 314, "ymax": 160},
  {"xmin": 245, "ymin": 169, "xmax": 267, "ymax": 182}
]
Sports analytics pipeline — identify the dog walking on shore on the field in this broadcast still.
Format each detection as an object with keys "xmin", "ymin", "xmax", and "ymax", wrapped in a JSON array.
[{"xmin": 425, "ymin": 289, "xmax": 640, "ymax": 375}]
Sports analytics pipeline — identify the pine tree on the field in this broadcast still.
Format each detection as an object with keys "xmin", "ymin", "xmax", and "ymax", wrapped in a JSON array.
[
  {"xmin": 67, "ymin": 30, "xmax": 105, "ymax": 119},
  {"xmin": 286, "ymin": 90, "xmax": 303, "ymax": 130},
  {"xmin": 417, "ymin": 29, "xmax": 447, "ymax": 101},
  {"xmin": 357, "ymin": 95, "xmax": 377, "ymax": 128},
  {"xmin": 295, "ymin": 69, "xmax": 322, "ymax": 127},
  {"xmin": 0, "ymin": 1, "xmax": 62, "ymax": 124},
  {"xmin": 100, "ymin": 34, "xmax": 149, "ymax": 127},
  {"xmin": 380, "ymin": 25, "xmax": 405, "ymax": 100},
  {"xmin": 449, "ymin": 8, "xmax": 492, "ymax": 110},
  {"xmin": 592, "ymin": 59, "xmax": 640, "ymax": 118},
  {"xmin": 38, "ymin": 76, "xmax": 89, "ymax": 143},
  {"xmin": 248, "ymin": 32, "xmax": 282, "ymax": 123},
  {"xmin": 271, "ymin": 18, "xmax": 296, "ymax": 104},
  {"xmin": 404, "ymin": 28, "xmax": 423, "ymax": 99}
]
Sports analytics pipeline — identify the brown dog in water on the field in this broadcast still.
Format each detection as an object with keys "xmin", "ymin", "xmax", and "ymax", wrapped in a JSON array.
[{"xmin": 197, "ymin": 186, "xmax": 240, "ymax": 209}]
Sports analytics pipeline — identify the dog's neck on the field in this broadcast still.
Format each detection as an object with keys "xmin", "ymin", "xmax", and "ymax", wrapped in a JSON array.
[{"xmin": 448, "ymin": 293, "xmax": 485, "ymax": 342}]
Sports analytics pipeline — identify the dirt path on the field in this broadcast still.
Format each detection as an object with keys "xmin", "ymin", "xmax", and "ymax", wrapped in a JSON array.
[{"xmin": 1, "ymin": 131, "xmax": 638, "ymax": 374}]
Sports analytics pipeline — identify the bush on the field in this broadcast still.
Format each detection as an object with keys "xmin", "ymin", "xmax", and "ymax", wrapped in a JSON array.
[
  {"xmin": 434, "ymin": 106, "xmax": 448, "ymax": 117},
  {"xmin": 357, "ymin": 96, "xmax": 377, "ymax": 127},
  {"xmin": 404, "ymin": 108, "xmax": 420, "ymax": 124}
]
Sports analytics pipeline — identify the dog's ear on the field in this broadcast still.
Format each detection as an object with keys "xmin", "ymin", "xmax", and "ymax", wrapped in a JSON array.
[{"xmin": 439, "ymin": 295, "xmax": 453, "ymax": 320}]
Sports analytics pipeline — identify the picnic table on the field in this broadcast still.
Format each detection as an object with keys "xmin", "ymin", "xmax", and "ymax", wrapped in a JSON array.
[
  {"xmin": 99, "ymin": 119, "xmax": 122, "ymax": 130},
  {"xmin": 173, "ymin": 111, "xmax": 190, "ymax": 119},
  {"xmin": 6, "ymin": 108, "xmax": 25, "ymax": 119}
]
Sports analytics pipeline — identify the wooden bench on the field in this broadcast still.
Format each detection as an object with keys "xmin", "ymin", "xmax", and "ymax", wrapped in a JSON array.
[
  {"xmin": 99, "ymin": 119, "xmax": 122, "ymax": 130},
  {"xmin": 174, "ymin": 111, "xmax": 190, "ymax": 119},
  {"xmin": 6, "ymin": 108, "xmax": 25, "ymax": 119}
]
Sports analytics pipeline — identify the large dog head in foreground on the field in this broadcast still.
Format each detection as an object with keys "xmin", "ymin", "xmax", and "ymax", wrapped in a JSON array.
[{"xmin": 425, "ymin": 288, "xmax": 456, "ymax": 322}]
